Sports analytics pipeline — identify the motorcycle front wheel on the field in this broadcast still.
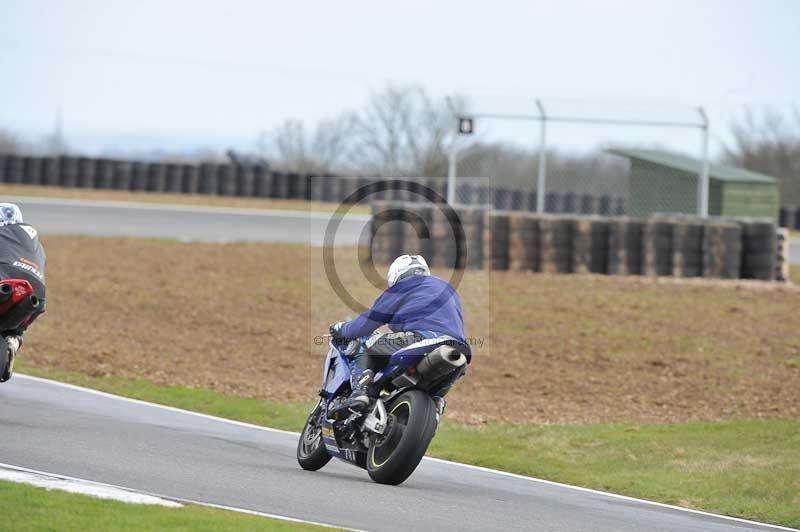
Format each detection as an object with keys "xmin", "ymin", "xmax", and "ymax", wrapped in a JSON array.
[
  {"xmin": 296, "ymin": 399, "xmax": 331, "ymax": 471},
  {"xmin": 367, "ymin": 390, "xmax": 437, "ymax": 485}
]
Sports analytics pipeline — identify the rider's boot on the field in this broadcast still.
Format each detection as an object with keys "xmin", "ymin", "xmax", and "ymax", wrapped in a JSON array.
[
  {"xmin": 346, "ymin": 369, "xmax": 374, "ymax": 411},
  {"xmin": 0, "ymin": 336, "xmax": 19, "ymax": 383},
  {"xmin": 433, "ymin": 396, "xmax": 446, "ymax": 417}
]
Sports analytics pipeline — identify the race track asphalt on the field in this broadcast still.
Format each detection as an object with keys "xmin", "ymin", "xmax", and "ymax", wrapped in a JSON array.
[
  {"xmin": 7, "ymin": 196, "xmax": 800, "ymax": 264},
  {"xmin": 0, "ymin": 375, "xmax": 787, "ymax": 532},
  {"xmin": 5, "ymin": 196, "xmax": 370, "ymax": 246}
]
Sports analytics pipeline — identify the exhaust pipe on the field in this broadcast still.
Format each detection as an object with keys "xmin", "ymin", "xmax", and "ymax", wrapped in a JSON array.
[
  {"xmin": 416, "ymin": 345, "xmax": 467, "ymax": 382},
  {"xmin": 0, "ymin": 294, "xmax": 40, "ymax": 332},
  {"xmin": 0, "ymin": 284, "xmax": 12, "ymax": 305}
]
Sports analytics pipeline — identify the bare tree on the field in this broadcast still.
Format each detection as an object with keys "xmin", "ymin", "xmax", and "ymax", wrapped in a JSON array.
[
  {"xmin": 260, "ymin": 85, "xmax": 458, "ymax": 177},
  {"xmin": 347, "ymin": 86, "xmax": 454, "ymax": 177},
  {"xmin": 724, "ymin": 107, "xmax": 800, "ymax": 205},
  {"xmin": 259, "ymin": 114, "xmax": 357, "ymax": 174}
]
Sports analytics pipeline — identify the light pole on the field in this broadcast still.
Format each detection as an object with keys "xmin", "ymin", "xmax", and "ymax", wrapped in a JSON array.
[
  {"xmin": 447, "ymin": 143, "xmax": 458, "ymax": 205},
  {"xmin": 698, "ymin": 107, "xmax": 710, "ymax": 218},
  {"xmin": 535, "ymin": 99, "xmax": 547, "ymax": 214},
  {"xmin": 446, "ymin": 107, "xmax": 473, "ymax": 206}
]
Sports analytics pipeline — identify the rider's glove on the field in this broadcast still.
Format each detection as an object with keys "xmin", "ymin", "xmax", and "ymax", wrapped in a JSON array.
[{"xmin": 329, "ymin": 322, "xmax": 345, "ymax": 340}]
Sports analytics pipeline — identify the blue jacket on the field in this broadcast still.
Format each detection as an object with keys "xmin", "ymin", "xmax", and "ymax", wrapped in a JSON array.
[{"xmin": 340, "ymin": 275, "xmax": 466, "ymax": 343}]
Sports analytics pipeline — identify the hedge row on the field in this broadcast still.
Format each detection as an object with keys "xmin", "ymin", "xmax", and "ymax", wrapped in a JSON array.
[
  {"xmin": 0, "ymin": 154, "xmax": 624, "ymax": 215},
  {"xmin": 370, "ymin": 203, "xmax": 783, "ymax": 281}
]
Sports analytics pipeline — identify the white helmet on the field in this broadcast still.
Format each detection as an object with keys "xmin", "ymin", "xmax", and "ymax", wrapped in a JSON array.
[
  {"xmin": 387, "ymin": 255, "xmax": 430, "ymax": 287},
  {"xmin": 0, "ymin": 203, "xmax": 23, "ymax": 226}
]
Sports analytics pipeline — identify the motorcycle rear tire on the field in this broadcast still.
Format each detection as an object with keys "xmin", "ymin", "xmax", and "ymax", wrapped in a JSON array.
[{"xmin": 367, "ymin": 390, "xmax": 437, "ymax": 485}]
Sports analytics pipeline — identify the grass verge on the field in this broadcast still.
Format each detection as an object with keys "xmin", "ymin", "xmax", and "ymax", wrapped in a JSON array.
[
  {"xmin": 1, "ymin": 479, "xmax": 336, "ymax": 531},
  {"xmin": 0, "ymin": 183, "xmax": 369, "ymax": 214},
  {"xmin": 18, "ymin": 364, "xmax": 800, "ymax": 529}
]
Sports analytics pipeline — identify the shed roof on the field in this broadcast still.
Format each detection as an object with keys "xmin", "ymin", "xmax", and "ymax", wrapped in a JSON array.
[{"xmin": 606, "ymin": 147, "xmax": 777, "ymax": 184}]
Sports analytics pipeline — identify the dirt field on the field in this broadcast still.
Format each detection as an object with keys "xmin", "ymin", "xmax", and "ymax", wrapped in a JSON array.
[{"xmin": 20, "ymin": 236, "xmax": 800, "ymax": 425}]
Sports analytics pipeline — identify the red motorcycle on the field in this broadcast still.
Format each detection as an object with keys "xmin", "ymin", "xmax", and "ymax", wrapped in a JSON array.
[{"xmin": 0, "ymin": 279, "xmax": 40, "ymax": 382}]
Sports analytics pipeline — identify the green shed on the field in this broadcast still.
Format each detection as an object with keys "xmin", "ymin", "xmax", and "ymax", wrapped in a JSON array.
[{"xmin": 606, "ymin": 147, "xmax": 779, "ymax": 218}]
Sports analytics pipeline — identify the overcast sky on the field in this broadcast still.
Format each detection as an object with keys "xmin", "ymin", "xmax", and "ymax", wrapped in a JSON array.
[{"xmin": 1, "ymin": 0, "xmax": 798, "ymax": 157}]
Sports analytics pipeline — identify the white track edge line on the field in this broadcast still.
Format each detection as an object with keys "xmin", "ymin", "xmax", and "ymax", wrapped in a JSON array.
[
  {"xmin": 16, "ymin": 374, "xmax": 299, "ymax": 437},
  {"xmin": 0, "ymin": 462, "xmax": 366, "ymax": 532},
  {"xmin": 0, "ymin": 464, "xmax": 182, "ymax": 507},
  {"xmin": 16, "ymin": 374, "xmax": 797, "ymax": 531},
  {"xmin": 3, "ymin": 195, "xmax": 371, "ymax": 222}
]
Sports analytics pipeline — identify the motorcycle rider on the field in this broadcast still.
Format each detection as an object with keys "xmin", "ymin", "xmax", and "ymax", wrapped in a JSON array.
[
  {"xmin": 329, "ymin": 255, "xmax": 469, "ymax": 414},
  {"xmin": 0, "ymin": 203, "xmax": 46, "ymax": 383}
]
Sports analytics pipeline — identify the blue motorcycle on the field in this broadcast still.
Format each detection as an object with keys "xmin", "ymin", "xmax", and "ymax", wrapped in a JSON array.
[{"xmin": 297, "ymin": 333, "xmax": 470, "ymax": 485}]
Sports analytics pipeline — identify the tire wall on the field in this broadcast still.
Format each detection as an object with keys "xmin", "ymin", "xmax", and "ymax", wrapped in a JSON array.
[
  {"xmin": 253, "ymin": 167, "xmax": 272, "ymax": 197},
  {"xmin": 182, "ymin": 164, "xmax": 199, "ymax": 194},
  {"xmin": 78, "ymin": 157, "xmax": 96, "ymax": 188},
  {"xmin": 573, "ymin": 217, "xmax": 609, "ymax": 274},
  {"xmin": 1, "ymin": 156, "xmax": 640, "ymax": 210},
  {"xmin": 23, "ymin": 156, "xmax": 43, "ymax": 185},
  {"xmin": 217, "ymin": 165, "xmax": 236, "ymax": 196},
  {"xmin": 778, "ymin": 206, "xmax": 800, "ymax": 230},
  {"xmin": 41, "ymin": 157, "xmax": 60, "ymax": 186},
  {"xmin": 607, "ymin": 217, "xmax": 643, "ymax": 275},
  {"xmin": 540, "ymin": 216, "xmax": 575, "ymax": 273},
  {"xmin": 236, "ymin": 165, "xmax": 255, "ymax": 197},
  {"xmin": 165, "ymin": 163, "xmax": 182, "ymax": 193},
  {"xmin": 671, "ymin": 219, "xmax": 704, "ymax": 278},
  {"xmin": 0, "ymin": 154, "xmax": 785, "ymax": 283},
  {"xmin": 457, "ymin": 207, "xmax": 485, "ymax": 270},
  {"xmin": 5, "ymin": 155, "xmax": 24, "ymax": 183},
  {"xmin": 338, "ymin": 177, "xmax": 359, "ymax": 204},
  {"xmin": 364, "ymin": 204, "xmax": 781, "ymax": 281},
  {"xmin": 401, "ymin": 204, "xmax": 433, "ymax": 260},
  {"xmin": 508, "ymin": 213, "xmax": 541, "ymax": 272},
  {"xmin": 738, "ymin": 219, "xmax": 777, "ymax": 280},
  {"xmin": 431, "ymin": 206, "xmax": 464, "ymax": 269},
  {"xmin": 702, "ymin": 222, "xmax": 742, "ymax": 279},
  {"xmin": 643, "ymin": 218, "xmax": 674, "ymax": 276},
  {"xmin": 482, "ymin": 212, "xmax": 510, "ymax": 271},
  {"xmin": 146, "ymin": 162, "xmax": 166, "ymax": 192},
  {"xmin": 370, "ymin": 202, "xmax": 405, "ymax": 265},
  {"xmin": 112, "ymin": 160, "xmax": 132, "ymax": 190}
]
